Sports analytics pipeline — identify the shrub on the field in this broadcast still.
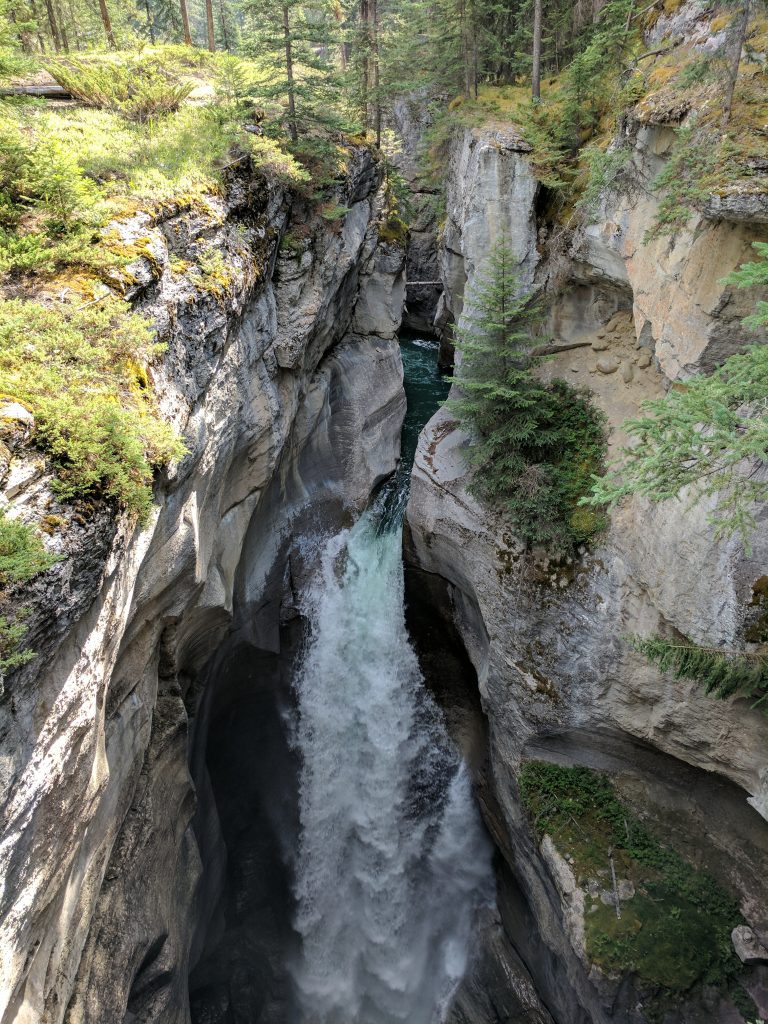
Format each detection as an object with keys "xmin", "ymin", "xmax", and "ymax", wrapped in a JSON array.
[
  {"xmin": 0, "ymin": 512, "xmax": 58, "ymax": 586},
  {"xmin": 0, "ymin": 297, "xmax": 185, "ymax": 520},
  {"xmin": 725, "ymin": 241, "xmax": 768, "ymax": 331},
  {"xmin": 247, "ymin": 134, "xmax": 310, "ymax": 186},
  {"xmin": 575, "ymin": 143, "xmax": 633, "ymax": 219},
  {"xmin": 48, "ymin": 57, "xmax": 194, "ymax": 123}
]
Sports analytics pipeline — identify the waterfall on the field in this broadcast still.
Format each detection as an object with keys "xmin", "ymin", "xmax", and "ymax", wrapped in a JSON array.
[{"xmin": 291, "ymin": 339, "xmax": 494, "ymax": 1024}]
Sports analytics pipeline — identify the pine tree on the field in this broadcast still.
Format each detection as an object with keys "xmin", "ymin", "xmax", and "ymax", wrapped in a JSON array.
[
  {"xmin": 448, "ymin": 239, "xmax": 607, "ymax": 551},
  {"xmin": 242, "ymin": 0, "xmax": 339, "ymax": 143}
]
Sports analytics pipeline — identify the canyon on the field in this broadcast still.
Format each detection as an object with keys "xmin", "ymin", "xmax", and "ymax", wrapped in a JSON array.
[{"xmin": 2, "ymin": 20, "xmax": 768, "ymax": 1024}]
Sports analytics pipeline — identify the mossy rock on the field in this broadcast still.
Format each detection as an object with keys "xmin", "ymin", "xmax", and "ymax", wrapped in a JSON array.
[{"xmin": 519, "ymin": 762, "xmax": 751, "ymax": 1009}]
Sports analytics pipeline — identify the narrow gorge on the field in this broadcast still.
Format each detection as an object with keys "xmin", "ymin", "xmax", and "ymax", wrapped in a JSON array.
[{"xmin": 1, "ymin": 4, "xmax": 768, "ymax": 1023}]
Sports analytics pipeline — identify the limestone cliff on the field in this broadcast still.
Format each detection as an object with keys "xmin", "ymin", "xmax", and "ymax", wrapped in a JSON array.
[
  {"xmin": 405, "ymin": 109, "xmax": 768, "ymax": 1023},
  {"xmin": 0, "ymin": 146, "xmax": 406, "ymax": 1024}
]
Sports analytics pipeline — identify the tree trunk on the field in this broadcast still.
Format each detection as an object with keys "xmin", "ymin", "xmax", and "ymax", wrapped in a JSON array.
[
  {"xmin": 371, "ymin": 0, "xmax": 381, "ymax": 147},
  {"xmin": 66, "ymin": 0, "xmax": 83, "ymax": 48},
  {"xmin": 532, "ymin": 0, "xmax": 543, "ymax": 99},
  {"xmin": 144, "ymin": 0, "xmax": 155, "ymax": 42},
  {"xmin": 722, "ymin": 0, "xmax": 750, "ymax": 126},
  {"xmin": 179, "ymin": 0, "xmax": 192, "ymax": 45},
  {"xmin": 98, "ymin": 0, "xmax": 116, "ymax": 48},
  {"xmin": 29, "ymin": 0, "xmax": 47, "ymax": 51},
  {"xmin": 44, "ymin": 0, "xmax": 62, "ymax": 51},
  {"xmin": 217, "ymin": 0, "xmax": 230, "ymax": 50},
  {"xmin": 459, "ymin": 0, "xmax": 471, "ymax": 95},
  {"xmin": 283, "ymin": 4, "xmax": 298, "ymax": 143},
  {"xmin": 468, "ymin": 0, "xmax": 478, "ymax": 98},
  {"xmin": 57, "ymin": 1, "xmax": 69, "ymax": 52},
  {"xmin": 205, "ymin": 0, "xmax": 216, "ymax": 51},
  {"xmin": 360, "ymin": 0, "xmax": 370, "ymax": 135}
]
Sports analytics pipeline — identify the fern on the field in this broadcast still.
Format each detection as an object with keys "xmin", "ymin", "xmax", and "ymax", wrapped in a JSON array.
[{"xmin": 629, "ymin": 633, "xmax": 768, "ymax": 712}]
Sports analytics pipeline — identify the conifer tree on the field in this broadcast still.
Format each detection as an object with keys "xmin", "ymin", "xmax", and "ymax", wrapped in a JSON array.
[
  {"xmin": 448, "ymin": 240, "xmax": 607, "ymax": 551},
  {"xmin": 242, "ymin": 0, "xmax": 338, "ymax": 142}
]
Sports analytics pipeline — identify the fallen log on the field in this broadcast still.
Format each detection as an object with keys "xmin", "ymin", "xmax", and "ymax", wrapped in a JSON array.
[{"xmin": 0, "ymin": 83, "xmax": 73, "ymax": 99}]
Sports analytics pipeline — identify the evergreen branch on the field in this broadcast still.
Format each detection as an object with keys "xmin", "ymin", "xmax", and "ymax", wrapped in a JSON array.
[{"xmin": 629, "ymin": 633, "xmax": 768, "ymax": 712}]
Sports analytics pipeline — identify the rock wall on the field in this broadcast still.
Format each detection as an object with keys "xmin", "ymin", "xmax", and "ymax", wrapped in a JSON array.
[
  {"xmin": 0, "ymin": 147, "xmax": 406, "ymax": 1024},
  {"xmin": 434, "ymin": 124, "xmax": 539, "ymax": 347},
  {"xmin": 389, "ymin": 95, "xmax": 443, "ymax": 336},
  {"xmin": 578, "ymin": 121, "xmax": 768, "ymax": 379},
  {"xmin": 406, "ymin": 115, "xmax": 768, "ymax": 1024}
]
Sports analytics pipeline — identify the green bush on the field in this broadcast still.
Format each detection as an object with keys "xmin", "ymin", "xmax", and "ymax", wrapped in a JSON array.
[
  {"xmin": 48, "ymin": 57, "xmax": 194, "ymax": 123},
  {"xmin": 0, "ymin": 511, "xmax": 58, "ymax": 586},
  {"xmin": 725, "ymin": 241, "xmax": 768, "ymax": 331},
  {"xmin": 575, "ymin": 143, "xmax": 633, "ymax": 219},
  {"xmin": 447, "ymin": 240, "xmax": 607, "ymax": 553},
  {"xmin": 0, "ymin": 298, "xmax": 185, "ymax": 520}
]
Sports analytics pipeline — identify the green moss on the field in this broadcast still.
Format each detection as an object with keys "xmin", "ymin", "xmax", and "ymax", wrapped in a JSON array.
[
  {"xmin": 519, "ymin": 762, "xmax": 750, "ymax": 1006},
  {"xmin": 378, "ymin": 215, "xmax": 408, "ymax": 247},
  {"xmin": 0, "ymin": 512, "xmax": 59, "ymax": 677}
]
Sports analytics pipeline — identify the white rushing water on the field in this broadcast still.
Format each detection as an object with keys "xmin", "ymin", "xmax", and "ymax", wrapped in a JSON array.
[{"xmin": 292, "ymin": 496, "xmax": 494, "ymax": 1024}]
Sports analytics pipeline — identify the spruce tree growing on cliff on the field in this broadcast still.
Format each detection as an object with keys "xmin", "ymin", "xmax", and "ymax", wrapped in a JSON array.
[{"xmin": 448, "ymin": 240, "xmax": 607, "ymax": 552}]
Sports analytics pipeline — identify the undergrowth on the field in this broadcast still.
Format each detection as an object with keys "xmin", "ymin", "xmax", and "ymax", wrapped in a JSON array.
[
  {"xmin": 0, "ymin": 297, "xmax": 185, "ymax": 520},
  {"xmin": 48, "ymin": 56, "xmax": 194, "ymax": 122},
  {"xmin": 519, "ymin": 761, "xmax": 750, "ymax": 1006}
]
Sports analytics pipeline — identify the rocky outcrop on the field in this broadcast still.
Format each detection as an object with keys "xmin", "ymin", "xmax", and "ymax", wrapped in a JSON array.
[
  {"xmin": 575, "ymin": 121, "xmax": 768, "ymax": 379},
  {"xmin": 435, "ymin": 124, "xmax": 539, "ymax": 348},
  {"xmin": 0, "ymin": 147, "xmax": 406, "ymax": 1024},
  {"xmin": 406, "ymin": 114, "xmax": 768, "ymax": 1024}
]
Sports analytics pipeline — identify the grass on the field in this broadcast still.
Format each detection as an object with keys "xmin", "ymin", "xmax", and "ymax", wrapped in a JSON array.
[
  {"xmin": 0, "ymin": 46, "xmax": 366, "ymax": 530},
  {"xmin": 519, "ymin": 762, "xmax": 751, "ymax": 1008}
]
